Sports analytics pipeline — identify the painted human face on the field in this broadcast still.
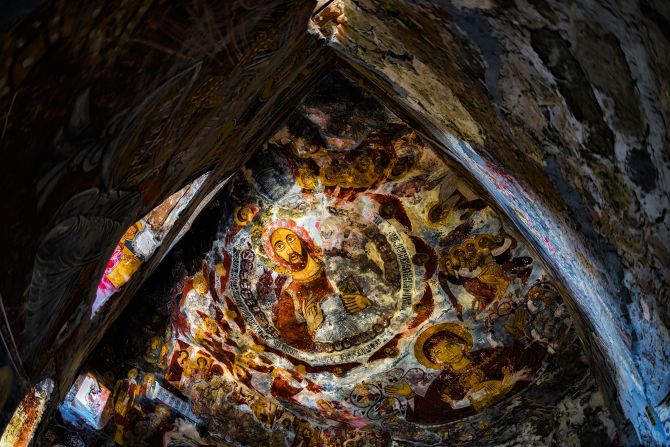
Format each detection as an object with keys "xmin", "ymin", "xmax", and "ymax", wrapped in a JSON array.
[
  {"xmin": 271, "ymin": 228, "xmax": 307, "ymax": 270},
  {"xmin": 204, "ymin": 317, "xmax": 217, "ymax": 333},
  {"xmin": 429, "ymin": 339, "xmax": 465, "ymax": 365},
  {"xmin": 454, "ymin": 249, "xmax": 467, "ymax": 265},
  {"xmin": 237, "ymin": 207, "xmax": 253, "ymax": 224},
  {"xmin": 465, "ymin": 242, "xmax": 477, "ymax": 259},
  {"xmin": 440, "ymin": 256, "xmax": 455, "ymax": 275}
]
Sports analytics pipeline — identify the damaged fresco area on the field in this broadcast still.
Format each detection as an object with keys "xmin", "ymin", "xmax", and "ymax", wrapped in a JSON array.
[
  {"xmin": 42, "ymin": 74, "xmax": 619, "ymax": 446},
  {"xmin": 92, "ymin": 174, "xmax": 209, "ymax": 317}
]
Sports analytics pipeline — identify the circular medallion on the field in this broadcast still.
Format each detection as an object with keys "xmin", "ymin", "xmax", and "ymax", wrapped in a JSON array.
[{"xmin": 228, "ymin": 194, "xmax": 417, "ymax": 365}]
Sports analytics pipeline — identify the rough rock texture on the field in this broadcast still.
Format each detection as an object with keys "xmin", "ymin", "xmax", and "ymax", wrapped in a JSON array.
[
  {"xmin": 313, "ymin": 0, "xmax": 670, "ymax": 443},
  {"xmin": 0, "ymin": 0, "xmax": 327, "ymax": 418}
]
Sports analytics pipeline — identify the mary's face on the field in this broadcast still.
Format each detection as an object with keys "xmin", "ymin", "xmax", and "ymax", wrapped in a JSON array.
[
  {"xmin": 430, "ymin": 339, "xmax": 465, "ymax": 365},
  {"xmin": 271, "ymin": 228, "xmax": 307, "ymax": 270}
]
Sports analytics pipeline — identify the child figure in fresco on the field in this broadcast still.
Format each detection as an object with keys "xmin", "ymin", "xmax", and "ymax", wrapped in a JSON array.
[{"xmin": 459, "ymin": 366, "xmax": 522, "ymax": 411}]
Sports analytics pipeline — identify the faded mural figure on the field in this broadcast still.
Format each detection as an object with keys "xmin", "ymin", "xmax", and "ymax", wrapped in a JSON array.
[
  {"xmin": 165, "ymin": 350, "xmax": 190, "ymax": 384},
  {"xmin": 262, "ymin": 219, "xmax": 372, "ymax": 351},
  {"xmin": 112, "ymin": 368, "xmax": 139, "ymax": 445},
  {"xmin": 384, "ymin": 324, "xmax": 544, "ymax": 425},
  {"xmin": 439, "ymin": 232, "xmax": 532, "ymax": 319},
  {"xmin": 191, "ymin": 357, "xmax": 210, "ymax": 382}
]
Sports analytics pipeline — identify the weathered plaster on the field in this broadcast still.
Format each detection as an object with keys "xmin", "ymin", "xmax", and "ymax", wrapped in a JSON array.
[{"xmin": 314, "ymin": 0, "xmax": 670, "ymax": 443}]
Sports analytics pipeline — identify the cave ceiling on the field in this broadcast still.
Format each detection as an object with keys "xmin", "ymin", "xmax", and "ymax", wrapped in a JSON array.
[
  {"xmin": 0, "ymin": 0, "xmax": 669, "ymax": 446},
  {"xmin": 43, "ymin": 72, "xmax": 617, "ymax": 447}
]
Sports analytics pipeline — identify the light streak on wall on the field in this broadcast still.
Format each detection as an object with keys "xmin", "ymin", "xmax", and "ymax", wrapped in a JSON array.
[{"xmin": 0, "ymin": 378, "xmax": 54, "ymax": 447}]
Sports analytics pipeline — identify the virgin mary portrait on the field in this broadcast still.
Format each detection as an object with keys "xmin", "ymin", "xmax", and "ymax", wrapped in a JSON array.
[{"xmin": 384, "ymin": 323, "xmax": 546, "ymax": 424}]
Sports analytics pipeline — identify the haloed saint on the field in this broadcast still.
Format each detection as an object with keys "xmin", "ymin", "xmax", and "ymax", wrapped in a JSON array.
[{"xmin": 261, "ymin": 219, "xmax": 372, "ymax": 351}]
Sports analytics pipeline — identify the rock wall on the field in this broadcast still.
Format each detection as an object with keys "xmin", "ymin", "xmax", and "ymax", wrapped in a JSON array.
[
  {"xmin": 313, "ymin": 0, "xmax": 670, "ymax": 444},
  {"xmin": 0, "ymin": 0, "xmax": 326, "ymax": 416}
]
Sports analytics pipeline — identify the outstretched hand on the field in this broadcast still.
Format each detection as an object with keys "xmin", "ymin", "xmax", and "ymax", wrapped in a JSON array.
[
  {"xmin": 384, "ymin": 379, "xmax": 414, "ymax": 398},
  {"xmin": 341, "ymin": 293, "xmax": 372, "ymax": 313}
]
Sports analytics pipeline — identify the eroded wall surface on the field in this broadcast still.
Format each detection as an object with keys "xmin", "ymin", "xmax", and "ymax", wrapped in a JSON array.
[{"xmin": 314, "ymin": 1, "xmax": 670, "ymax": 443}]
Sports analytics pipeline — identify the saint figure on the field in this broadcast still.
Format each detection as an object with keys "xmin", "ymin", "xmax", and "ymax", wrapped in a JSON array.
[
  {"xmin": 384, "ymin": 323, "xmax": 545, "ymax": 424},
  {"xmin": 262, "ymin": 219, "xmax": 371, "ymax": 351},
  {"xmin": 112, "ymin": 368, "xmax": 139, "ymax": 445}
]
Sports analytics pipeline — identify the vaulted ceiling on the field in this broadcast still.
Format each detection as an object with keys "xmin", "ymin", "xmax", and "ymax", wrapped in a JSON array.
[{"xmin": 0, "ymin": 1, "xmax": 668, "ymax": 446}]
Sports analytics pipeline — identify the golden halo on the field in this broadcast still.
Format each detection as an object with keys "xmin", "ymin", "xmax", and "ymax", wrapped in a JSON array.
[
  {"xmin": 249, "ymin": 211, "xmax": 287, "ymax": 274},
  {"xmin": 234, "ymin": 206, "xmax": 255, "ymax": 226},
  {"xmin": 413, "ymin": 323, "xmax": 474, "ymax": 370}
]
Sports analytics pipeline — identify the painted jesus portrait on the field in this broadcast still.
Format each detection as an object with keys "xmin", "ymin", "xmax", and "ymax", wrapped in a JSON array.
[{"xmin": 262, "ymin": 219, "xmax": 371, "ymax": 351}]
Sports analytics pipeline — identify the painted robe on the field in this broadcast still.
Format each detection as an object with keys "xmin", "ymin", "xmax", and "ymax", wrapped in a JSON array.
[
  {"xmin": 272, "ymin": 269, "xmax": 334, "ymax": 350},
  {"xmin": 406, "ymin": 342, "xmax": 545, "ymax": 424}
]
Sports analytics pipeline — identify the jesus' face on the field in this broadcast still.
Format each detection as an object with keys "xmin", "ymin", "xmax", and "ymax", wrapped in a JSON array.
[{"xmin": 271, "ymin": 228, "xmax": 308, "ymax": 271}]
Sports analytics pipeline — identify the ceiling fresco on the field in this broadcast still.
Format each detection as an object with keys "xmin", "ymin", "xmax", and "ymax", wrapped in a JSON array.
[
  {"xmin": 172, "ymin": 72, "xmax": 578, "ymax": 435},
  {"xmin": 0, "ymin": 0, "xmax": 667, "ymax": 444},
  {"xmin": 42, "ymin": 73, "xmax": 619, "ymax": 447},
  {"xmin": 190, "ymin": 127, "xmax": 563, "ymax": 425}
]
